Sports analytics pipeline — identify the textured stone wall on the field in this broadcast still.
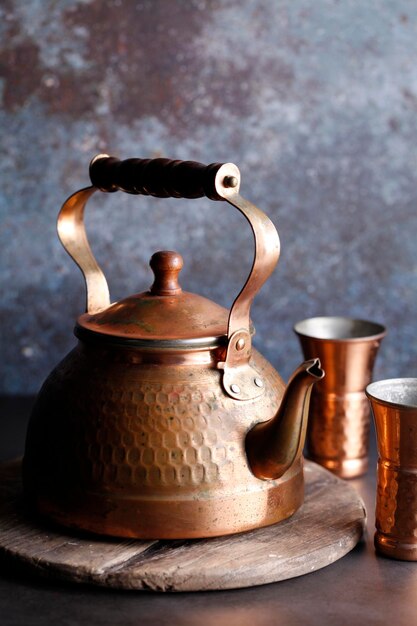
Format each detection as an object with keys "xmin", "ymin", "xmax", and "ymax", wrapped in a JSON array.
[{"xmin": 1, "ymin": 0, "xmax": 417, "ymax": 393}]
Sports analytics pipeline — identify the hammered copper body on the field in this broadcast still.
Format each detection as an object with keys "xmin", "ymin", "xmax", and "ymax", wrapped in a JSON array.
[
  {"xmin": 294, "ymin": 317, "xmax": 385, "ymax": 478},
  {"xmin": 366, "ymin": 379, "xmax": 417, "ymax": 561},
  {"xmin": 23, "ymin": 156, "xmax": 323, "ymax": 539}
]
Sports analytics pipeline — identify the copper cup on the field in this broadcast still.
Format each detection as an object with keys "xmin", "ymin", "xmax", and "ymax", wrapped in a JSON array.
[
  {"xmin": 294, "ymin": 317, "xmax": 386, "ymax": 478},
  {"xmin": 366, "ymin": 379, "xmax": 417, "ymax": 560}
]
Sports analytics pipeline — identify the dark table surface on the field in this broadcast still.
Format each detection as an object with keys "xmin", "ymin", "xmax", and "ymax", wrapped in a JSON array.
[{"xmin": 1, "ymin": 396, "xmax": 416, "ymax": 626}]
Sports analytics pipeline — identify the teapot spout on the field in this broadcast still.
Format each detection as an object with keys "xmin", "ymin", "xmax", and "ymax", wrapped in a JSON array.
[{"xmin": 245, "ymin": 358, "xmax": 324, "ymax": 480}]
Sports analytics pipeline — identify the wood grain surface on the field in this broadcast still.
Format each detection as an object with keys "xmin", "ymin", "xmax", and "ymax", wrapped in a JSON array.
[{"xmin": 0, "ymin": 460, "xmax": 365, "ymax": 592}]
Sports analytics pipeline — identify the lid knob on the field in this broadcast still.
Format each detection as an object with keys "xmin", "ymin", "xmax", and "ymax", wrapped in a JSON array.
[{"xmin": 150, "ymin": 251, "xmax": 183, "ymax": 296}]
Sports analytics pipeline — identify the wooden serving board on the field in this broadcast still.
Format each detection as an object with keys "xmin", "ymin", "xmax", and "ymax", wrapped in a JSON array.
[{"xmin": 0, "ymin": 460, "xmax": 365, "ymax": 592}]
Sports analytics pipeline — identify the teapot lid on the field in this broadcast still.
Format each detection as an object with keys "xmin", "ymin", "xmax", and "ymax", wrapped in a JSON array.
[{"xmin": 75, "ymin": 251, "xmax": 232, "ymax": 348}]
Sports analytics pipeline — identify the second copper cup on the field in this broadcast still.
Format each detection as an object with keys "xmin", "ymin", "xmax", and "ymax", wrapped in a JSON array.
[
  {"xmin": 366, "ymin": 379, "xmax": 417, "ymax": 560},
  {"xmin": 294, "ymin": 316, "xmax": 386, "ymax": 478}
]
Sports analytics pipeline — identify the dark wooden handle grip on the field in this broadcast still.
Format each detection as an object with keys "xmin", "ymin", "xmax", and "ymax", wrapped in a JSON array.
[{"xmin": 89, "ymin": 155, "xmax": 229, "ymax": 200}]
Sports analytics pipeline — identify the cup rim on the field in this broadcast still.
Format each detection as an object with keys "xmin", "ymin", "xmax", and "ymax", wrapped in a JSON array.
[
  {"xmin": 293, "ymin": 316, "xmax": 386, "ymax": 342},
  {"xmin": 366, "ymin": 378, "xmax": 417, "ymax": 410}
]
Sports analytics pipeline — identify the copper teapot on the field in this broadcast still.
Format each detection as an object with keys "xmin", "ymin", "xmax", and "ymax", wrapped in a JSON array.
[{"xmin": 23, "ymin": 156, "xmax": 324, "ymax": 539}]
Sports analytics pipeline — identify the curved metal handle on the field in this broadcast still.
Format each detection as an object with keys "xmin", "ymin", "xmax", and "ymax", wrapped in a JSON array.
[
  {"xmin": 220, "ymin": 190, "xmax": 280, "ymax": 399},
  {"xmin": 57, "ymin": 156, "xmax": 280, "ymax": 397},
  {"xmin": 57, "ymin": 186, "xmax": 109, "ymax": 314}
]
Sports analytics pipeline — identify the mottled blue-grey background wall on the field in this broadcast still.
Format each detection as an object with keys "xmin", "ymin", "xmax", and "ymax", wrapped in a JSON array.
[{"xmin": 1, "ymin": 0, "xmax": 417, "ymax": 393}]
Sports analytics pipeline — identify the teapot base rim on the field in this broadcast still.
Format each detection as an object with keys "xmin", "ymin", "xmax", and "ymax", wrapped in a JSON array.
[{"xmin": 25, "ymin": 463, "xmax": 304, "ymax": 540}]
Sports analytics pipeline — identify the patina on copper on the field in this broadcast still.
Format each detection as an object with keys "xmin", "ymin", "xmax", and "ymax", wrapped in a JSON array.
[
  {"xmin": 23, "ymin": 155, "xmax": 323, "ymax": 539},
  {"xmin": 294, "ymin": 317, "xmax": 386, "ymax": 479},
  {"xmin": 367, "ymin": 379, "xmax": 417, "ymax": 561}
]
